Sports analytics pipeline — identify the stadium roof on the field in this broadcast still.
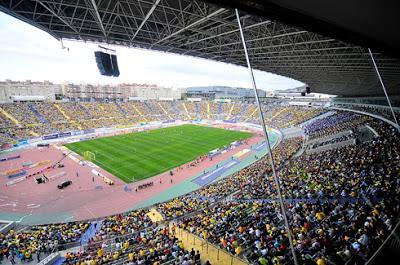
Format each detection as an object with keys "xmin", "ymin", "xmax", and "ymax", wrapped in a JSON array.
[{"xmin": 0, "ymin": 0, "xmax": 399, "ymax": 96}]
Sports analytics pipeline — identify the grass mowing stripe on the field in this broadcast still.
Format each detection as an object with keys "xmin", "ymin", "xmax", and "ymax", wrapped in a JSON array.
[
  {"xmin": 75, "ymin": 126, "xmax": 247, "ymax": 177},
  {"xmin": 95, "ymin": 136, "xmax": 188, "ymax": 173},
  {"xmin": 65, "ymin": 124, "xmax": 251, "ymax": 183}
]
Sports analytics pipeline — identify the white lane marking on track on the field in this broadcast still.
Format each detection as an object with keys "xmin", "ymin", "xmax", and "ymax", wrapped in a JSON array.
[
  {"xmin": 0, "ymin": 203, "xmax": 17, "ymax": 207},
  {"xmin": 64, "ymin": 216, "xmax": 74, "ymax": 222},
  {"xmin": 16, "ymin": 212, "xmax": 33, "ymax": 223}
]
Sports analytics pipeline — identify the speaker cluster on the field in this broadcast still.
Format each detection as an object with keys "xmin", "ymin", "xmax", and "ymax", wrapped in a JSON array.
[{"xmin": 94, "ymin": 51, "xmax": 120, "ymax": 77}]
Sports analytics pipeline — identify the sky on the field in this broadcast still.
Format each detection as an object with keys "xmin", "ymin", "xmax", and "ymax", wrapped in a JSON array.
[{"xmin": 0, "ymin": 12, "xmax": 304, "ymax": 91}]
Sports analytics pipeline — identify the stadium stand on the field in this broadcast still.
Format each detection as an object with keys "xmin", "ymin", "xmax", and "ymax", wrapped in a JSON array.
[
  {"xmin": 0, "ymin": 101, "xmax": 399, "ymax": 265},
  {"xmin": 0, "ymin": 101, "xmax": 288, "ymax": 145}
]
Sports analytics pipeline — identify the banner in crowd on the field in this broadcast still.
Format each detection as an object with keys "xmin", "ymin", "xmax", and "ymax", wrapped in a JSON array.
[
  {"xmin": 162, "ymin": 120, "xmax": 175, "ymax": 124},
  {"xmin": 7, "ymin": 170, "xmax": 27, "ymax": 179},
  {"xmin": 71, "ymin": 130, "xmax": 83, "ymax": 136},
  {"xmin": 116, "ymin": 124, "xmax": 135, "ymax": 129},
  {"xmin": 0, "ymin": 154, "xmax": 20, "ymax": 162},
  {"xmin": 42, "ymin": 131, "xmax": 74, "ymax": 140},
  {"xmin": 42, "ymin": 134, "xmax": 59, "ymax": 140},
  {"xmin": 58, "ymin": 132, "xmax": 71, "ymax": 138},
  {"xmin": 83, "ymin": 128, "xmax": 95, "ymax": 134}
]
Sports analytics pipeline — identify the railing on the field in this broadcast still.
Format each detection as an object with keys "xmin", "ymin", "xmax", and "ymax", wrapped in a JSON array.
[
  {"xmin": 366, "ymin": 220, "xmax": 400, "ymax": 265},
  {"xmin": 37, "ymin": 251, "xmax": 60, "ymax": 265},
  {"xmin": 331, "ymin": 106, "xmax": 399, "ymax": 130},
  {"xmin": 306, "ymin": 138, "xmax": 356, "ymax": 154},
  {"xmin": 175, "ymin": 227, "xmax": 248, "ymax": 265},
  {"xmin": 0, "ymin": 220, "xmax": 15, "ymax": 233},
  {"xmin": 306, "ymin": 129, "xmax": 353, "ymax": 145}
]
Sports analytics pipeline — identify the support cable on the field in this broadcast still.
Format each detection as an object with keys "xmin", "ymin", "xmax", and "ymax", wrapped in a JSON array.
[
  {"xmin": 368, "ymin": 48, "xmax": 399, "ymax": 129},
  {"xmin": 235, "ymin": 8, "xmax": 299, "ymax": 265}
]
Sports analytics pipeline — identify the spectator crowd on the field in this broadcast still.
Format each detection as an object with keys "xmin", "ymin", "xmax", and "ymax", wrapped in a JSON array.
[{"xmin": 1, "ymin": 103, "xmax": 398, "ymax": 265}]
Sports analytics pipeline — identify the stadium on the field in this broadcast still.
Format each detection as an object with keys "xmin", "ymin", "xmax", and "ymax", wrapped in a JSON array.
[{"xmin": 0, "ymin": 1, "xmax": 399, "ymax": 265}]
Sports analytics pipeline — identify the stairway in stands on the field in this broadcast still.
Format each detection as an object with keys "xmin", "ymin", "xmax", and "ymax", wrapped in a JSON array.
[
  {"xmin": 182, "ymin": 102, "xmax": 191, "ymax": 120},
  {"xmin": 157, "ymin": 102, "xmax": 172, "ymax": 119},
  {"xmin": 226, "ymin": 102, "xmax": 235, "ymax": 120},
  {"xmin": 170, "ymin": 101, "xmax": 180, "ymax": 114},
  {"xmin": 54, "ymin": 104, "xmax": 71, "ymax": 121},
  {"xmin": 49, "ymin": 221, "xmax": 102, "ymax": 265},
  {"xmin": 218, "ymin": 102, "xmax": 222, "ymax": 115},
  {"xmin": 194, "ymin": 102, "xmax": 199, "ymax": 114},
  {"xmin": 28, "ymin": 103, "xmax": 48, "ymax": 123},
  {"xmin": 217, "ymin": 102, "xmax": 224, "ymax": 120},
  {"xmin": 0, "ymin": 106, "xmax": 20, "ymax": 125},
  {"xmin": 143, "ymin": 101, "xmax": 153, "ymax": 113},
  {"xmin": 244, "ymin": 106, "xmax": 258, "ymax": 122},
  {"xmin": 79, "ymin": 220, "xmax": 103, "ymax": 245},
  {"xmin": 79, "ymin": 104, "xmax": 92, "ymax": 119},
  {"xmin": 114, "ymin": 102, "xmax": 127, "ymax": 116}
]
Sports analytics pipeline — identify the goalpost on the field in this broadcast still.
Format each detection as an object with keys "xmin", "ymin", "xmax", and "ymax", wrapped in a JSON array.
[{"xmin": 84, "ymin": 151, "xmax": 96, "ymax": 161}]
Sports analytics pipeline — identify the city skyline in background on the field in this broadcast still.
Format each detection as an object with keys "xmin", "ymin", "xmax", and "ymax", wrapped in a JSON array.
[{"xmin": 0, "ymin": 12, "xmax": 304, "ymax": 91}]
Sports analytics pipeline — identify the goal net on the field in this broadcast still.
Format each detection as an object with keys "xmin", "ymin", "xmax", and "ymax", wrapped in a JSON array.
[{"xmin": 84, "ymin": 151, "xmax": 96, "ymax": 161}]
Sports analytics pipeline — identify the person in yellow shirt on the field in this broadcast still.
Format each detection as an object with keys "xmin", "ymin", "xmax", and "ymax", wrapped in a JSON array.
[
  {"xmin": 315, "ymin": 211, "xmax": 325, "ymax": 221},
  {"xmin": 123, "ymin": 241, "xmax": 129, "ymax": 250},
  {"xmin": 272, "ymin": 256, "xmax": 282, "ymax": 265},
  {"xmin": 128, "ymin": 252, "xmax": 135, "ymax": 261},
  {"xmin": 24, "ymin": 250, "xmax": 31, "ymax": 261},
  {"xmin": 97, "ymin": 248, "xmax": 104, "ymax": 258},
  {"xmin": 235, "ymin": 245, "xmax": 242, "ymax": 255},
  {"xmin": 178, "ymin": 241, "xmax": 184, "ymax": 249},
  {"xmin": 316, "ymin": 256, "xmax": 326, "ymax": 265},
  {"xmin": 171, "ymin": 224, "xmax": 176, "ymax": 235}
]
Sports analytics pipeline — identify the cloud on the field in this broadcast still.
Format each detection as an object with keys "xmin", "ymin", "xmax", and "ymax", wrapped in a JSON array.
[{"xmin": 0, "ymin": 12, "xmax": 304, "ymax": 90}]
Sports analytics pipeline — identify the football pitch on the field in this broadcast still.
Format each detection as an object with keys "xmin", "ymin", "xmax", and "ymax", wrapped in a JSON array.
[{"xmin": 65, "ymin": 124, "xmax": 252, "ymax": 183}]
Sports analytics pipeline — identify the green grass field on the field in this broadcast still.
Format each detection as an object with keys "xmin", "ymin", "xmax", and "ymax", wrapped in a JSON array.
[{"xmin": 65, "ymin": 124, "xmax": 252, "ymax": 183}]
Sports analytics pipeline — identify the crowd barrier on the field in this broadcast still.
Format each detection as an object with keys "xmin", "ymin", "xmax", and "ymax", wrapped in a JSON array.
[
  {"xmin": 5, "ymin": 160, "xmax": 54, "ymax": 186},
  {"xmin": 37, "ymin": 252, "xmax": 61, "ymax": 265},
  {"xmin": 22, "ymin": 161, "xmax": 33, "ymax": 167},
  {"xmin": 0, "ymin": 221, "xmax": 15, "ymax": 233},
  {"xmin": 91, "ymin": 169, "xmax": 114, "ymax": 185},
  {"xmin": 174, "ymin": 227, "xmax": 248, "ymax": 265},
  {"xmin": 0, "ymin": 154, "xmax": 20, "ymax": 162},
  {"xmin": 2, "ymin": 160, "xmax": 51, "ymax": 176},
  {"xmin": 6, "ymin": 176, "xmax": 26, "ymax": 186},
  {"xmin": 7, "ymin": 170, "xmax": 27, "ymax": 179},
  {"xmin": 2, "ymin": 168, "xmax": 22, "ymax": 176}
]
